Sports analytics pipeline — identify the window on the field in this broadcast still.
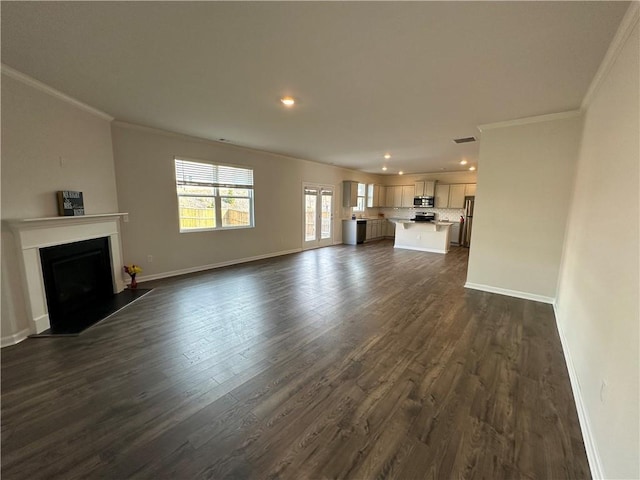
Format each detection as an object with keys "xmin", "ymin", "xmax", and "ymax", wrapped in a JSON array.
[
  {"xmin": 353, "ymin": 183, "xmax": 366, "ymax": 212},
  {"xmin": 175, "ymin": 158, "xmax": 254, "ymax": 232}
]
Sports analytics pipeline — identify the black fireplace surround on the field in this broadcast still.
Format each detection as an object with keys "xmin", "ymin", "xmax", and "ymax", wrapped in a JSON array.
[{"xmin": 39, "ymin": 237, "xmax": 113, "ymax": 333}]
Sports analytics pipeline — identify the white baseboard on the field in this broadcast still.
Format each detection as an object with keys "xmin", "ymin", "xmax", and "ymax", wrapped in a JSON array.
[
  {"xmin": 1, "ymin": 328, "xmax": 31, "ymax": 348},
  {"xmin": 464, "ymin": 282, "xmax": 555, "ymax": 304},
  {"xmin": 137, "ymin": 248, "xmax": 303, "ymax": 283},
  {"xmin": 34, "ymin": 314, "xmax": 50, "ymax": 334},
  {"xmin": 553, "ymin": 303, "xmax": 603, "ymax": 479}
]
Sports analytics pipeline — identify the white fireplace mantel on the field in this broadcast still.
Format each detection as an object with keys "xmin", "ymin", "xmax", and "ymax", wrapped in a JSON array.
[{"xmin": 7, "ymin": 213, "xmax": 129, "ymax": 334}]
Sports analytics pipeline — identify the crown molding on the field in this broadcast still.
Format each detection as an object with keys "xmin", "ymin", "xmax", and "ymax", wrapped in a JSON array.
[
  {"xmin": 1, "ymin": 64, "xmax": 114, "ymax": 121},
  {"xmin": 581, "ymin": 2, "xmax": 640, "ymax": 109},
  {"xmin": 477, "ymin": 110, "xmax": 582, "ymax": 132}
]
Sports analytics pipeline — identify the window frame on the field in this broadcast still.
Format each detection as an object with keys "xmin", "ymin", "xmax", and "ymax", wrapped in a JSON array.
[
  {"xmin": 352, "ymin": 182, "xmax": 366, "ymax": 212},
  {"xmin": 174, "ymin": 157, "xmax": 255, "ymax": 233}
]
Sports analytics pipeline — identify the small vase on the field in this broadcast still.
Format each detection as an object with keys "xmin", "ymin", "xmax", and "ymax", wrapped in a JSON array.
[{"xmin": 130, "ymin": 275, "xmax": 138, "ymax": 289}]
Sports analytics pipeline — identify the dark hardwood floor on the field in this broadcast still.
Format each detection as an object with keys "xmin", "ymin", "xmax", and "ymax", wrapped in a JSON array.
[{"xmin": 1, "ymin": 241, "xmax": 590, "ymax": 479}]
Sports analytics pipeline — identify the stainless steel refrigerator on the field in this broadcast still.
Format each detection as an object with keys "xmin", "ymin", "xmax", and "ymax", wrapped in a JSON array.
[{"xmin": 462, "ymin": 196, "xmax": 474, "ymax": 247}]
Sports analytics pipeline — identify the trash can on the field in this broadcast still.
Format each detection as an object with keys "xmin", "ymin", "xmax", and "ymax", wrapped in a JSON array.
[{"xmin": 356, "ymin": 220, "xmax": 366, "ymax": 244}]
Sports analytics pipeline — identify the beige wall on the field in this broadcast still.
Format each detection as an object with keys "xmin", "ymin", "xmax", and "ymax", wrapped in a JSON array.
[
  {"xmin": 1, "ymin": 73, "xmax": 119, "ymax": 344},
  {"xmin": 111, "ymin": 123, "xmax": 381, "ymax": 280},
  {"xmin": 555, "ymin": 17, "xmax": 639, "ymax": 479},
  {"xmin": 466, "ymin": 113, "xmax": 583, "ymax": 301}
]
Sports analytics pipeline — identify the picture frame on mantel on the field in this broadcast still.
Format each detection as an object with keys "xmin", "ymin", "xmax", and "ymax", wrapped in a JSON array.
[{"xmin": 56, "ymin": 190, "xmax": 85, "ymax": 216}]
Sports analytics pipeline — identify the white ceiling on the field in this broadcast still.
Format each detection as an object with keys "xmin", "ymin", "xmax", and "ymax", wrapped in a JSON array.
[{"xmin": 1, "ymin": 1, "xmax": 629, "ymax": 175}]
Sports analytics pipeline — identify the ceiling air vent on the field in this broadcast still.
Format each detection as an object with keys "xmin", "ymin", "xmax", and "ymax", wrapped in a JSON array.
[{"xmin": 453, "ymin": 136, "xmax": 477, "ymax": 144}]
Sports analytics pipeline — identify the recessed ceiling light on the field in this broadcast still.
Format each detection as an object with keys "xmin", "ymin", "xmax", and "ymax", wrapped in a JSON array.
[
  {"xmin": 382, "ymin": 166, "xmax": 388, "ymax": 171},
  {"xmin": 399, "ymin": 171, "xmax": 404, "ymax": 175},
  {"xmin": 460, "ymin": 159, "xmax": 468, "ymax": 165},
  {"xmin": 469, "ymin": 166, "xmax": 476, "ymax": 171},
  {"xmin": 384, "ymin": 153, "xmax": 391, "ymax": 159},
  {"xmin": 280, "ymin": 96, "xmax": 295, "ymax": 107}
]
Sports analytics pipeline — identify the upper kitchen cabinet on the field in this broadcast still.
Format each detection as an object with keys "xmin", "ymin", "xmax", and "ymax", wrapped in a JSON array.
[
  {"xmin": 343, "ymin": 181, "xmax": 358, "ymax": 207},
  {"xmin": 415, "ymin": 181, "xmax": 436, "ymax": 197},
  {"xmin": 401, "ymin": 185, "xmax": 414, "ymax": 207},
  {"xmin": 378, "ymin": 186, "xmax": 386, "ymax": 207},
  {"xmin": 435, "ymin": 184, "xmax": 450, "ymax": 208},
  {"xmin": 384, "ymin": 186, "xmax": 403, "ymax": 207},
  {"xmin": 434, "ymin": 183, "xmax": 477, "ymax": 208},
  {"xmin": 381, "ymin": 187, "xmax": 393, "ymax": 207},
  {"xmin": 465, "ymin": 184, "xmax": 477, "ymax": 196},
  {"xmin": 393, "ymin": 186, "xmax": 403, "ymax": 207},
  {"xmin": 448, "ymin": 184, "xmax": 466, "ymax": 209}
]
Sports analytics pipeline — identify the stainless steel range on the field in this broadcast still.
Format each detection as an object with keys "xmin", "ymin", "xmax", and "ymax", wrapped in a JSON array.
[{"xmin": 411, "ymin": 212, "xmax": 436, "ymax": 222}]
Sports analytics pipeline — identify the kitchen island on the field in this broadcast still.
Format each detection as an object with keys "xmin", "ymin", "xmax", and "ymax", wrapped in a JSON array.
[{"xmin": 392, "ymin": 220, "xmax": 453, "ymax": 254}]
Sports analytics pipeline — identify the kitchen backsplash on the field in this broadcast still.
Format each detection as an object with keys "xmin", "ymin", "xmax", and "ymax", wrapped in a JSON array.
[
  {"xmin": 379, "ymin": 207, "xmax": 465, "ymax": 222},
  {"xmin": 341, "ymin": 206, "xmax": 465, "ymax": 222}
]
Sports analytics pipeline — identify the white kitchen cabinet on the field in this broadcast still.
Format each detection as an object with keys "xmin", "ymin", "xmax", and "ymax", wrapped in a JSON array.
[
  {"xmin": 380, "ymin": 185, "xmax": 416, "ymax": 208},
  {"xmin": 401, "ymin": 185, "xmax": 414, "ymax": 207},
  {"xmin": 415, "ymin": 181, "xmax": 436, "ymax": 197},
  {"xmin": 378, "ymin": 186, "xmax": 386, "ymax": 207},
  {"xmin": 381, "ymin": 187, "xmax": 389, "ymax": 207},
  {"xmin": 425, "ymin": 181, "xmax": 436, "ymax": 197},
  {"xmin": 435, "ymin": 184, "xmax": 450, "ymax": 208},
  {"xmin": 392, "ymin": 186, "xmax": 403, "ymax": 207},
  {"xmin": 465, "ymin": 183, "xmax": 477, "ymax": 196},
  {"xmin": 373, "ymin": 185, "xmax": 383, "ymax": 207},
  {"xmin": 343, "ymin": 181, "xmax": 358, "ymax": 207},
  {"xmin": 448, "ymin": 184, "xmax": 466, "ymax": 209},
  {"xmin": 364, "ymin": 219, "xmax": 385, "ymax": 242},
  {"xmin": 386, "ymin": 186, "xmax": 408, "ymax": 208}
]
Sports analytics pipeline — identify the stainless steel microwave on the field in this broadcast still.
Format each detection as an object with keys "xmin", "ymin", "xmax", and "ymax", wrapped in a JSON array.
[{"xmin": 414, "ymin": 196, "xmax": 435, "ymax": 207}]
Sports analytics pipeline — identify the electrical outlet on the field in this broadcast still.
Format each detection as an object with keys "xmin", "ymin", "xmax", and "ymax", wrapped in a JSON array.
[
  {"xmin": 417, "ymin": 235, "xmax": 421, "ymax": 240},
  {"xmin": 147, "ymin": 255, "xmax": 153, "ymax": 263}
]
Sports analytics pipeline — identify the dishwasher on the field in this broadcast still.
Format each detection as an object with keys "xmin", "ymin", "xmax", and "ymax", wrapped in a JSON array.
[{"xmin": 356, "ymin": 220, "xmax": 366, "ymax": 244}]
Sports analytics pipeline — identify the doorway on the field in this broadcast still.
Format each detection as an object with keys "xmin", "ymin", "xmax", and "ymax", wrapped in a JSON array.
[{"xmin": 303, "ymin": 184, "xmax": 334, "ymax": 249}]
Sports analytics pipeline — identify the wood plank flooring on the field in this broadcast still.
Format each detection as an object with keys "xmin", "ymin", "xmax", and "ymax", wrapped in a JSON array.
[{"xmin": 1, "ymin": 241, "xmax": 590, "ymax": 479}]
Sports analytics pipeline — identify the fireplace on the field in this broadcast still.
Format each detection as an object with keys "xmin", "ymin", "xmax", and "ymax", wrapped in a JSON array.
[
  {"xmin": 7, "ymin": 213, "xmax": 128, "ymax": 338},
  {"xmin": 40, "ymin": 237, "xmax": 114, "ymax": 332}
]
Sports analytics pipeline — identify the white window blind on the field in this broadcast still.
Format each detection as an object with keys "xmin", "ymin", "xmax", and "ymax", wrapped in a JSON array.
[{"xmin": 175, "ymin": 159, "xmax": 253, "ymax": 188}]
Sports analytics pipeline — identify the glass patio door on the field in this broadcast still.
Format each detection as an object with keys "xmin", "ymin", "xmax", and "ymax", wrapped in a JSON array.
[{"xmin": 303, "ymin": 184, "xmax": 333, "ymax": 249}]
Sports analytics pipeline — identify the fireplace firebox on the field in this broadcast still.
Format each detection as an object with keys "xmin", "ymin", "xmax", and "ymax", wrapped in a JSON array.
[{"xmin": 40, "ymin": 237, "xmax": 113, "ymax": 333}]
